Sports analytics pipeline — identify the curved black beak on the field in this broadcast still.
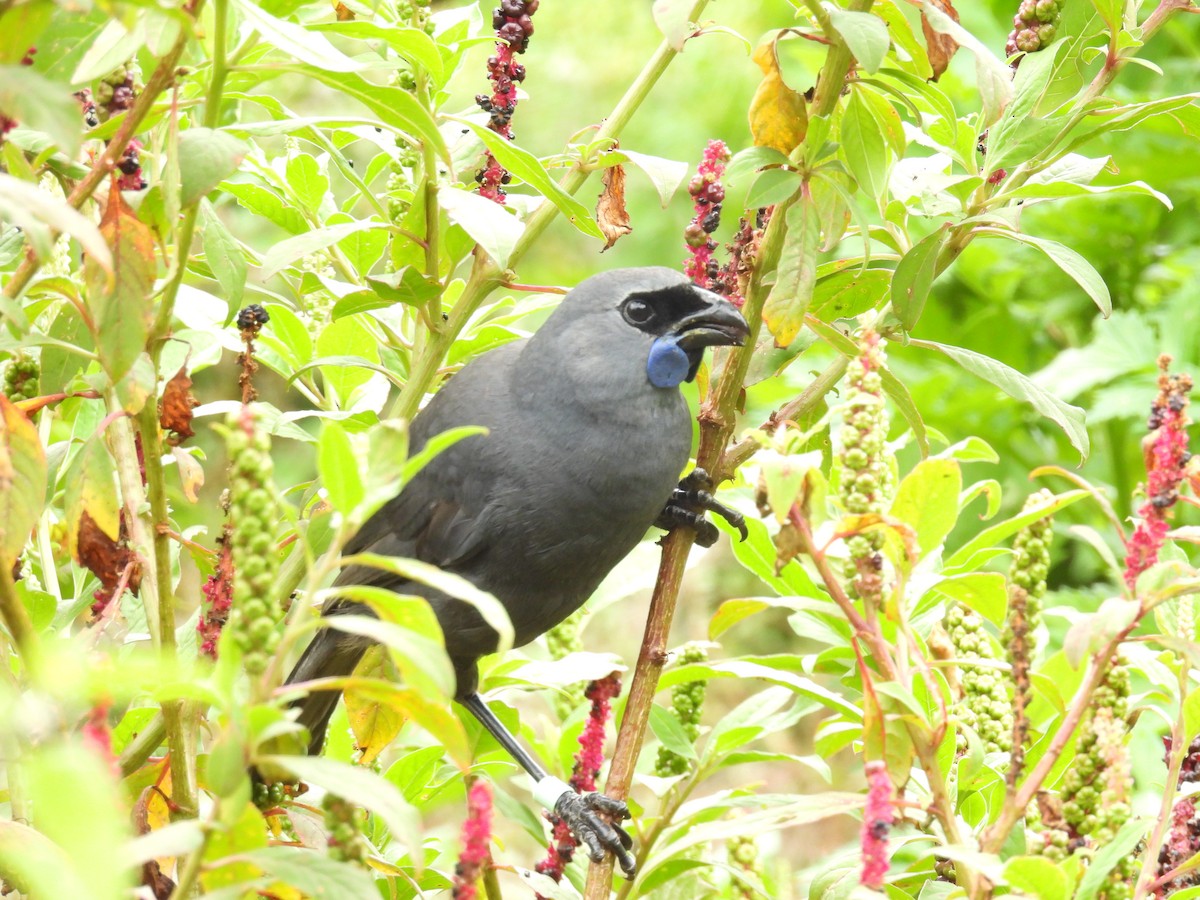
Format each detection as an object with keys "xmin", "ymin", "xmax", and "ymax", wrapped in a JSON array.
[{"xmin": 674, "ymin": 289, "xmax": 750, "ymax": 351}]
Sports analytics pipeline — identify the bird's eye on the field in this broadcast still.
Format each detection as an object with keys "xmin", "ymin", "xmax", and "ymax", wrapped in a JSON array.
[{"xmin": 622, "ymin": 298, "xmax": 655, "ymax": 326}]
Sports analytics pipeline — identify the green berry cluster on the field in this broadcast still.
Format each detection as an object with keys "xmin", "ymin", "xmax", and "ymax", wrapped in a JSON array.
[
  {"xmin": 252, "ymin": 780, "xmax": 299, "ymax": 811},
  {"xmin": 546, "ymin": 608, "xmax": 585, "ymax": 720},
  {"xmin": 3, "ymin": 353, "xmax": 39, "ymax": 401},
  {"xmin": 394, "ymin": 0, "xmax": 435, "ymax": 34},
  {"xmin": 1008, "ymin": 491, "xmax": 1053, "ymax": 632},
  {"xmin": 946, "ymin": 604, "xmax": 1011, "ymax": 754},
  {"xmin": 225, "ymin": 406, "xmax": 282, "ymax": 677},
  {"xmin": 323, "ymin": 793, "xmax": 369, "ymax": 864},
  {"xmin": 93, "ymin": 60, "xmax": 143, "ymax": 121},
  {"xmin": 384, "ymin": 139, "xmax": 420, "ymax": 224},
  {"xmin": 727, "ymin": 834, "xmax": 764, "ymax": 898},
  {"xmin": 1032, "ymin": 826, "xmax": 1070, "ymax": 862},
  {"xmin": 1061, "ymin": 664, "xmax": 1131, "ymax": 838},
  {"xmin": 654, "ymin": 643, "xmax": 708, "ymax": 777},
  {"xmin": 1005, "ymin": 0, "xmax": 1060, "ymax": 57}
]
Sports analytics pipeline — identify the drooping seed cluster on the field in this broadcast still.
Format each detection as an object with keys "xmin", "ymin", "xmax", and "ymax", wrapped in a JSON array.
[
  {"xmin": 1005, "ymin": 0, "xmax": 1061, "ymax": 59},
  {"xmin": 654, "ymin": 643, "xmax": 708, "ymax": 777},
  {"xmin": 727, "ymin": 834, "xmax": 765, "ymax": 899},
  {"xmin": 710, "ymin": 208, "xmax": 770, "ymax": 308},
  {"xmin": 224, "ymin": 405, "xmax": 281, "ymax": 676},
  {"xmin": 324, "ymin": 792, "xmax": 369, "ymax": 864},
  {"xmin": 96, "ymin": 61, "xmax": 147, "ymax": 190},
  {"xmin": 946, "ymin": 604, "xmax": 1011, "ymax": 754},
  {"xmin": 1059, "ymin": 662, "xmax": 1136, "ymax": 899},
  {"xmin": 683, "ymin": 140, "xmax": 731, "ymax": 289},
  {"xmin": 197, "ymin": 527, "xmax": 234, "ymax": 659},
  {"xmin": 473, "ymin": 1, "xmax": 537, "ymax": 203},
  {"xmin": 1005, "ymin": 492, "xmax": 1053, "ymax": 782},
  {"xmin": 839, "ymin": 332, "xmax": 892, "ymax": 607},
  {"xmin": 3, "ymin": 353, "xmax": 39, "ymax": 401},
  {"xmin": 1125, "ymin": 356, "xmax": 1193, "ymax": 590},
  {"xmin": 452, "ymin": 780, "xmax": 494, "ymax": 900}
]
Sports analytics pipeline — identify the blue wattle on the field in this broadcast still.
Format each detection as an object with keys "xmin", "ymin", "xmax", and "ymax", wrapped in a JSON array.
[{"xmin": 647, "ymin": 335, "xmax": 690, "ymax": 388}]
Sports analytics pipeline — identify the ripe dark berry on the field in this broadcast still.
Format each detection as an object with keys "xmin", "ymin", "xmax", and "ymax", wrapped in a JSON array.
[{"xmin": 236, "ymin": 304, "xmax": 270, "ymax": 331}]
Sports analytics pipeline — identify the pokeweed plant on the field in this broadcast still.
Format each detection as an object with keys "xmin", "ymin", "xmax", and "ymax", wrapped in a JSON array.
[{"xmin": 0, "ymin": 1, "xmax": 1197, "ymax": 899}]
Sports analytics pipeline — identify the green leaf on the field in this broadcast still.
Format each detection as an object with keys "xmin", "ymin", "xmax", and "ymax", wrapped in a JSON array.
[
  {"xmin": 910, "ymin": 339, "xmax": 1089, "ymax": 459},
  {"xmin": 659, "ymin": 658, "xmax": 861, "ymax": 719},
  {"xmin": 284, "ymin": 65, "xmax": 447, "ymax": 163},
  {"xmin": 84, "ymin": 191, "xmax": 156, "ymax": 381},
  {"xmin": 746, "ymin": 167, "xmax": 803, "ymax": 209},
  {"xmin": 341, "ymin": 553, "xmax": 514, "ymax": 655},
  {"xmin": 1004, "ymin": 856, "xmax": 1070, "ymax": 899},
  {"xmin": 841, "ymin": 88, "xmax": 889, "ymax": 204},
  {"xmin": 199, "ymin": 200, "xmax": 245, "ymax": 314},
  {"xmin": 997, "ymin": 179, "xmax": 1172, "ymax": 208},
  {"xmin": 724, "ymin": 145, "xmax": 790, "ymax": 186},
  {"xmin": 259, "ymin": 221, "xmax": 389, "ymax": 280},
  {"xmin": 889, "ymin": 458, "xmax": 962, "ymax": 558},
  {"xmin": 810, "ymin": 268, "xmax": 890, "ymax": 321},
  {"xmin": 0, "ymin": 397, "xmax": 46, "ymax": 566},
  {"xmin": 71, "ymin": 18, "xmax": 144, "ymax": 84},
  {"xmin": 438, "ymin": 186, "xmax": 524, "ymax": 269},
  {"xmin": 352, "ymin": 268, "xmax": 441, "ymax": 314},
  {"xmin": 285, "ymin": 152, "xmax": 329, "ymax": 213},
  {"xmin": 926, "ymin": 573, "xmax": 1008, "ymax": 625},
  {"xmin": 308, "ymin": 22, "xmax": 444, "ymax": 84},
  {"xmin": 0, "ymin": 820, "xmax": 87, "ymax": 899},
  {"xmin": 920, "ymin": 1, "xmax": 1013, "ymax": 127},
  {"xmin": 619, "ymin": 149, "xmax": 690, "ymax": 208},
  {"xmin": 1075, "ymin": 818, "xmax": 1151, "ymax": 900},
  {"xmin": 0, "ymin": 66, "xmax": 82, "ymax": 156},
  {"xmin": 454, "ymin": 119, "xmax": 602, "ymax": 239},
  {"xmin": 823, "ymin": 4, "xmax": 890, "ymax": 74},
  {"xmin": 1089, "ymin": 0, "xmax": 1122, "ymax": 30},
  {"xmin": 978, "ymin": 228, "xmax": 1111, "ymax": 317},
  {"xmin": 258, "ymin": 756, "xmax": 422, "ymax": 858},
  {"xmin": 318, "ymin": 421, "xmax": 365, "ymax": 516},
  {"xmin": 231, "ymin": 0, "xmax": 365, "ymax": 71},
  {"xmin": 891, "ymin": 226, "xmax": 948, "ymax": 331},
  {"xmin": 223, "ymin": 182, "xmax": 306, "ymax": 234},
  {"xmin": 178, "ymin": 128, "xmax": 248, "ymax": 207},
  {"xmin": 649, "ymin": 705, "xmax": 698, "ymax": 760},
  {"xmin": 944, "ymin": 489, "xmax": 1088, "ymax": 571},
  {"xmin": 763, "ymin": 194, "xmax": 819, "ymax": 347},
  {"xmin": 0, "ymin": 173, "xmax": 111, "ymax": 272}
]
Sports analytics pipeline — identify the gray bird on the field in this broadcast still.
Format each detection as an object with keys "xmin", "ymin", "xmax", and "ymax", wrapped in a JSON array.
[{"xmin": 284, "ymin": 266, "xmax": 748, "ymax": 874}]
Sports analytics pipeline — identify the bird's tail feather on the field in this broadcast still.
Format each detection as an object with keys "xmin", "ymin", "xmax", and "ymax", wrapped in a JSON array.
[{"xmin": 285, "ymin": 631, "xmax": 368, "ymax": 756}]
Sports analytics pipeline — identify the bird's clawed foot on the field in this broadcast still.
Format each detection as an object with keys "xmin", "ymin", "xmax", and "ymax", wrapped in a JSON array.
[
  {"xmin": 656, "ymin": 468, "xmax": 748, "ymax": 548},
  {"xmin": 554, "ymin": 790, "xmax": 637, "ymax": 877}
]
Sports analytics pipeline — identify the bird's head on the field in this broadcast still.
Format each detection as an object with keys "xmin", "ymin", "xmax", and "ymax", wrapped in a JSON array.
[{"xmin": 539, "ymin": 267, "xmax": 749, "ymax": 390}]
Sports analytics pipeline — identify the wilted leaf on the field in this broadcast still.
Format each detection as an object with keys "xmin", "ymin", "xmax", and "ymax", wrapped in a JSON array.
[
  {"xmin": 596, "ymin": 162, "xmax": 632, "ymax": 251},
  {"xmin": 84, "ymin": 186, "xmax": 157, "ymax": 381},
  {"xmin": 160, "ymin": 365, "xmax": 198, "ymax": 443},
  {"xmin": 77, "ymin": 511, "xmax": 139, "ymax": 602},
  {"xmin": 749, "ymin": 33, "xmax": 808, "ymax": 155},
  {"xmin": 0, "ymin": 396, "xmax": 46, "ymax": 566},
  {"xmin": 921, "ymin": 0, "xmax": 960, "ymax": 80},
  {"xmin": 345, "ymin": 647, "xmax": 403, "ymax": 765},
  {"xmin": 172, "ymin": 447, "xmax": 205, "ymax": 503}
]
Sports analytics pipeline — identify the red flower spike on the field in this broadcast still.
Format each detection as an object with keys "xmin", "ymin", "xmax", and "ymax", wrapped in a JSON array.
[
  {"xmin": 683, "ymin": 140, "xmax": 732, "ymax": 290},
  {"xmin": 452, "ymin": 780, "xmax": 494, "ymax": 900},
  {"xmin": 535, "ymin": 672, "xmax": 622, "ymax": 893},
  {"xmin": 1124, "ymin": 356, "xmax": 1193, "ymax": 591},
  {"xmin": 82, "ymin": 700, "xmax": 119, "ymax": 775},
  {"xmin": 860, "ymin": 760, "xmax": 894, "ymax": 889},
  {"xmin": 198, "ymin": 532, "xmax": 235, "ymax": 659}
]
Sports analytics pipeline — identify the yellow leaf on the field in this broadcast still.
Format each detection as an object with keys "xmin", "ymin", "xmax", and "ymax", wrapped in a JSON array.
[
  {"xmin": 0, "ymin": 395, "xmax": 45, "ymax": 565},
  {"xmin": 346, "ymin": 647, "xmax": 405, "ymax": 765},
  {"xmin": 749, "ymin": 33, "xmax": 808, "ymax": 155}
]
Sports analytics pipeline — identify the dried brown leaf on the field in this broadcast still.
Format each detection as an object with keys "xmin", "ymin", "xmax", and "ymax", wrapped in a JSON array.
[
  {"xmin": 921, "ymin": 0, "xmax": 961, "ymax": 81},
  {"xmin": 77, "ymin": 511, "xmax": 139, "ymax": 594},
  {"xmin": 159, "ymin": 365, "xmax": 198, "ymax": 443},
  {"xmin": 596, "ymin": 162, "xmax": 632, "ymax": 252}
]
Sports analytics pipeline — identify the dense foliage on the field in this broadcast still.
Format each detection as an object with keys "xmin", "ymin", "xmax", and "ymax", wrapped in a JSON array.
[{"xmin": 1, "ymin": 0, "xmax": 1200, "ymax": 898}]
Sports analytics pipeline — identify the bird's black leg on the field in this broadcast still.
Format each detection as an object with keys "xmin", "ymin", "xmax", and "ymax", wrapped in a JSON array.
[
  {"xmin": 460, "ymin": 693, "xmax": 637, "ymax": 877},
  {"xmin": 655, "ymin": 467, "xmax": 748, "ymax": 548}
]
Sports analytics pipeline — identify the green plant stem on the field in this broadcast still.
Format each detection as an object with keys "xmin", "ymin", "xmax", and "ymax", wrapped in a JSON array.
[
  {"xmin": 206, "ymin": 0, "xmax": 229, "ymax": 129},
  {"xmin": 119, "ymin": 713, "xmax": 167, "ymax": 776},
  {"xmin": 167, "ymin": 802, "xmax": 219, "ymax": 900},
  {"xmin": 810, "ymin": 0, "xmax": 874, "ymax": 117},
  {"xmin": 1, "ymin": 26, "xmax": 194, "ymax": 304},
  {"xmin": 0, "ymin": 561, "xmax": 36, "ymax": 664},
  {"xmin": 1134, "ymin": 666, "xmax": 1190, "ymax": 899},
  {"xmin": 387, "ymin": 0, "xmax": 714, "ymax": 423}
]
